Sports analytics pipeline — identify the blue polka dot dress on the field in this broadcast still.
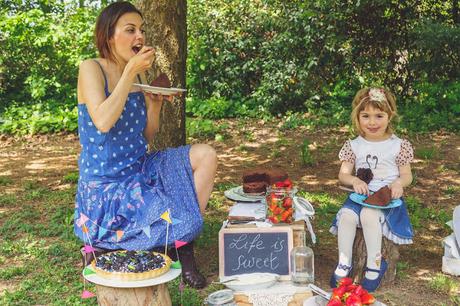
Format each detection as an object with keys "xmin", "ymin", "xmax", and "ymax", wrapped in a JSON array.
[{"xmin": 74, "ymin": 62, "xmax": 202, "ymax": 251}]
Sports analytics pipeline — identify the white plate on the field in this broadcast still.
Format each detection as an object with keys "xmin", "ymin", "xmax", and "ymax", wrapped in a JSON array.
[
  {"xmin": 82, "ymin": 265, "xmax": 181, "ymax": 288},
  {"xmin": 221, "ymin": 273, "xmax": 279, "ymax": 291},
  {"xmin": 134, "ymin": 83, "xmax": 187, "ymax": 95}
]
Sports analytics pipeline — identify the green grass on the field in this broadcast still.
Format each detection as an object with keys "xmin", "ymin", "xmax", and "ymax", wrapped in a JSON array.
[
  {"xmin": 415, "ymin": 146, "xmax": 438, "ymax": 160},
  {"xmin": 428, "ymin": 273, "xmax": 458, "ymax": 296},
  {"xmin": 0, "ymin": 176, "xmax": 13, "ymax": 185},
  {"xmin": 405, "ymin": 195, "xmax": 450, "ymax": 230}
]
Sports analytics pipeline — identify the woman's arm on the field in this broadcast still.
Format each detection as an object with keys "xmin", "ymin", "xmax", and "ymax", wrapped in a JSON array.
[
  {"xmin": 339, "ymin": 161, "xmax": 369, "ymax": 195},
  {"xmin": 389, "ymin": 163, "xmax": 413, "ymax": 198},
  {"xmin": 77, "ymin": 47, "xmax": 155, "ymax": 133}
]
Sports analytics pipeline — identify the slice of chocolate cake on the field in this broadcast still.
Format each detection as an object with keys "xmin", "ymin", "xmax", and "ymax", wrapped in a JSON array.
[
  {"xmin": 150, "ymin": 73, "xmax": 171, "ymax": 88},
  {"xmin": 364, "ymin": 186, "xmax": 392, "ymax": 206}
]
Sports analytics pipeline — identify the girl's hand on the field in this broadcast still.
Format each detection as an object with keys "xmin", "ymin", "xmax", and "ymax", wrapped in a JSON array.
[
  {"xmin": 389, "ymin": 180, "xmax": 404, "ymax": 199},
  {"xmin": 127, "ymin": 46, "xmax": 156, "ymax": 76},
  {"xmin": 144, "ymin": 92, "xmax": 177, "ymax": 103},
  {"xmin": 352, "ymin": 177, "xmax": 369, "ymax": 195}
]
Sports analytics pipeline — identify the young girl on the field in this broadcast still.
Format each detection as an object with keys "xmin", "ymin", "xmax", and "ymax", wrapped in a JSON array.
[{"xmin": 329, "ymin": 87, "xmax": 414, "ymax": 292}]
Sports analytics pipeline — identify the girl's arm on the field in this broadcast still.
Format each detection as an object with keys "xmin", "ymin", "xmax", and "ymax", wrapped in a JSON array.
[
  {"xmin": 338, "ymin": 161, "xmax": 369, "ymax": 195},
  {"xmin": 389, "ymin": 163, "xmax": 413, "ymax": 199}
]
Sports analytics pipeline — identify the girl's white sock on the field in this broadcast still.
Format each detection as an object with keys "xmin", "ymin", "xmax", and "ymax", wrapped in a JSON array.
[
  {"xmin": 360, "ymin": 207, "xmax": 384, "ymax": 280},
  {"xmin": 336, "ymin": 209, "xmax": 358, "ymax": 277}
]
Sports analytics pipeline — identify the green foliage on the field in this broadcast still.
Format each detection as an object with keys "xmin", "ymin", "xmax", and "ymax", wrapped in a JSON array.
[
  {"xmin": 300, "ymin": 138, "xmax": 315, "ymax": 166},
  {"xmin": 186, "ymin": 117, "xmax": 229, "ymax": 139},
  {"xmin": 0, "ymin": 2, "xmax": 97, "ymax": 134}
]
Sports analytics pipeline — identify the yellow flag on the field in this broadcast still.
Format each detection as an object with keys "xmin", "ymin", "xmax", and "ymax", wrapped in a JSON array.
[
  {"xmin": 82, "ymin": 225, "xmax": 89, "ymax": 233},
  {"xmin": 160, "ymin": 211, "xmax": 172, "ymax": 224}
]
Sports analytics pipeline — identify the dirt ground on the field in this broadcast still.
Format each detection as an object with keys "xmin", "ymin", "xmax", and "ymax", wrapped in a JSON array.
[{"xmin": 1, "ymin": 119, "xmax": 459, "ymax": 305}]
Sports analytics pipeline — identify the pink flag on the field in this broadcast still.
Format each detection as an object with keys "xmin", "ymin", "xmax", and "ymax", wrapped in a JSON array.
[
  {"xmin": 83, "ymin": 245, "xmax": 96, "ymax": 253},
  {"xmin": 81, "ymin": 290, "xmax": 95, "ymax": 299},
  {"xmin": 77, "ymin": 213, "xmax": 89, "ymax": 227},
  {"xmin": 175, "ymin": 240, "xmax": 187, "ymax": 249}
]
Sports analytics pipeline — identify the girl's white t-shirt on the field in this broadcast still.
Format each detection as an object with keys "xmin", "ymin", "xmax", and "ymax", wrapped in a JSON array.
[{"xmin": 339, "ymin": 134, "xmax": 414, "ymax": 192}]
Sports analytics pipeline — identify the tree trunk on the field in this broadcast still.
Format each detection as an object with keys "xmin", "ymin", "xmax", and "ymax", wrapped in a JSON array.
[
  {"xmin": 351, "ymin": 229, "xmax": 399, "ymax": 287},
  {"xmin": 136, "ymin": 0, "xmax": 187, "ymax": 150}
]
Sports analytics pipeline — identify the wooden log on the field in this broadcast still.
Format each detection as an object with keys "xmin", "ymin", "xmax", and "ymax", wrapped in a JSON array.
[
  {"xmin": 95, "ymin": 283, "xmax": 171, "ymax": 306},
  {"xmin": 351, "ymin": 228, "xmax": 399, "ymax": 287}
]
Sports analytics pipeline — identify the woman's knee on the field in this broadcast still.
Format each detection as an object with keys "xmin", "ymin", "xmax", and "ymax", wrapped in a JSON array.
[
  {"xmin": 339, "ymin": 209, "xmax": 359, "ymax": 227},
  {"xmin": 190, "ymin": 144, "xmax": 217, "ymax": 170}
]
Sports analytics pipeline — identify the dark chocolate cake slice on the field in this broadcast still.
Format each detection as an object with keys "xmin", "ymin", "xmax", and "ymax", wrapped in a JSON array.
[
  {"xmin": 150, "ymin": 73, "xmax": 171, "ymax": 88},
  {"xmin": 364, "ymin": 186, "xmax": 392, "ymax": 207}
]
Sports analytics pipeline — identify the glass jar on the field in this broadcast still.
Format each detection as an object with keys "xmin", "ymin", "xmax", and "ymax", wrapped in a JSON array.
[
  {"xmin": 266, "ymin": 186, "xmax": 295, "ymax": 224},
  {"xmin": 290, "ymin": 231, "xmax": 314, "ymax": 286},
  {"xmin": 205, "ymin": 289, "xmax": 236, "ymax": 306}
]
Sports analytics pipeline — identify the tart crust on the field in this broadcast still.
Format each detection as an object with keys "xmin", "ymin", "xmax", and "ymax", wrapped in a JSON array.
[{"xmin": 91, "ymin": 251, "xmax": 172, "ymax": 281}]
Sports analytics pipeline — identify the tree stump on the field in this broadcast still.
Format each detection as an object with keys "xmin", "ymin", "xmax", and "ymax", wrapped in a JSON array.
[
  {"xmin": 350, "ymin": 229, "xmax": 399, "ymax": 287},
  {"xmin": 95, "ymin": 283, "xmax": 171, "ymax": 306}
]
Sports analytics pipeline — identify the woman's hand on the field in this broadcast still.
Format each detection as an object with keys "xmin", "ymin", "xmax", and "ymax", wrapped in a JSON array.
[
  {"xmin": 126, "ymin": 46, "xmax": 155, "ymax": 76},
  {"xmin": 352, "ymin": 177, "xmax": 369, "ymax": 196},
  {"xmin": 389, "ymin": 180, "xmax": 404, "ymax": 199},
  {"xmin": 144, "ymin": 92, "xmax": 180, "ymax": 103}
]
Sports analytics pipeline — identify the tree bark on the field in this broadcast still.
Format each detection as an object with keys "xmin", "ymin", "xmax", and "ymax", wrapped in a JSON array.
[
  {"xmin": 136, "ymin": 0, "xmax": 187, "ymax": 150},
  {"xmin": 351, "ymin": 228, "xmax": 399, "ymax": 287}
]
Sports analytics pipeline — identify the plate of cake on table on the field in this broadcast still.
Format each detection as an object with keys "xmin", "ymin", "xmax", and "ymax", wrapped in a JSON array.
[{"xmin": 224, "ymin": 167, "xmax": 297, "ymax": 202}]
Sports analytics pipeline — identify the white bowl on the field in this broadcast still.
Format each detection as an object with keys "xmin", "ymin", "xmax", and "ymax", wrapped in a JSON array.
[{"xmin": 221, "ymin": 273, "xmax": 279, "ymax": 291}]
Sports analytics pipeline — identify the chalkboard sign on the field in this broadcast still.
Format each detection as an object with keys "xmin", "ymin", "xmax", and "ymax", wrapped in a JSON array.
[{"xmin": 219, "ymin": 227, "xmax": 293, "ymax": 280}]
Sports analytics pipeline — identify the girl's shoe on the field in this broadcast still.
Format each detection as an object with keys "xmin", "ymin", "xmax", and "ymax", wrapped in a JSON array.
[
  {"xmin": 330, "ymin": 263, "xmax": 352, "ymax": 288},
  {"xmin": 361, "ymin": 258, "xmax": 388, "ymax": 292}
]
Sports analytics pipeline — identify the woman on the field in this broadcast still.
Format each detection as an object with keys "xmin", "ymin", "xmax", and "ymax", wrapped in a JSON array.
[{"xmin": 74, "ymin": 1, "xmax": 217, "ymax": 289}]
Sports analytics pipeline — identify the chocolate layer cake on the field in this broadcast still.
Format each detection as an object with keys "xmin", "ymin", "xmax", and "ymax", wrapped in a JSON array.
[
  {"xmin": 364, "ymin": 186, "xmax": 391, "ymax": 206},
  {"xmin": 242, "ymin": 168, "xmax": 288, "ymax": 193}
]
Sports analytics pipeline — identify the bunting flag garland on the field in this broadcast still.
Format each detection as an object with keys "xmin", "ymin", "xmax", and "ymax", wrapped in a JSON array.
[
  {"xmin": 142, "ymin": 226, "xmax": 151, "ymax": 238},
  {"xmin": 116, "ymin": 230, "xmax": 124, "ymax": 242},
  {"xmin": 83, "ymin": 267, "xmax": 96, "ymax": 276},
  {"xmin": 171, "ymin": 261, "xmax": 182, "ymax": 269},
  {"xmin": 79, "ymin": 208, "xmax": 185, "ymax": 302},
  {"xmin": 83, "ymin": 245, "xmax": 96, "ymax": 253},
  {"xmin": 175, "ymin": 240, "xmax": 187, "ymax": 249},
  {"xmin": 160, "ymin": 211, "xmax": 172, "ymax": 224},
  {"xmin": 76, "ymin": 213, "xmax": 89, "ymax": 227},
  {"xmin": 81, "ymin": 290, "xmax": 95, "ymax": 299}
]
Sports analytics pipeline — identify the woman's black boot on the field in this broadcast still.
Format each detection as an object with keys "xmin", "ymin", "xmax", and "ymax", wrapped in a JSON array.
[{"xmin": 176, "ymin": 241, "xmax": 206, "ymax": 289}]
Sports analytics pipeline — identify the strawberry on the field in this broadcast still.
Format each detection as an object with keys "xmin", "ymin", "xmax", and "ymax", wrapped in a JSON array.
[
  {"xmin": 326, "ymin": 295, "xmax": 342, "ymax": 306},
  {"xmin": 337, "ymin": 277, "xmax": 353, "ymax": 287},
  {"xmin": 360, "ymin": 293, "xmax": 375, "ymax": 305},
  {"xmin": 346, "ymin": 284, "xmax": 358, "ymax": 292},
  {"xmin": 352, "ymin": 285, "xmax": 367, "ymax": 297},
  {"xmin": 282, "ymin": 197, "xmax": 293, "ymax": 208},
  {"xmin": 273, "ymin": 206, "xmax": 283, "ymax": 215},
  {"xmin": 332, "ymin": 286, "xmax": 347, "ymax": 298},
  {"xmin": 345, "ymin": 294, "xmax": 362, "ymax": 306},
  {"xmin": 283, "ymin": 178, "xmax": 293, "ymax": 188},
  {"xmin": 274, "ymin": 181, "xmax": 285, "ymax": 188},
  {"xmin": 280, "ymin": 210, "xmax": 291, "ymax": 222}
]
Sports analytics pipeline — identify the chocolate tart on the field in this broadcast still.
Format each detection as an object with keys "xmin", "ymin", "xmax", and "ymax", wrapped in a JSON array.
[{"xmin": 91, "ymin": 250, "xmax": 171, "ymax": 281}]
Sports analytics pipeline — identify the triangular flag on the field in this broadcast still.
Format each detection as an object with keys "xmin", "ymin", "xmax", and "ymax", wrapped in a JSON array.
[
  {"xmin": 142, "ymin": 226, "xmax": 151, "ymax": 238},
  {"xmin": 81, "ymin": 290, "xmax": 95, "ymax": 299},
  {"xmin": 116, "ymin": 230, "xmax": 124, "ymax": 241},
  {"xmin": 83, "ymin": 267, "xmax": 96, "ymax": 276},
  {"xmin": 171, "ymin": 261, "xmax": 182, "ymax": 269},
  {"xmin": 77, "ymin": 213, "xmax": 89, "ymax": 227},
  {"xmin": 171, "ymin": 217, "xmax": 182, "ymax": 225},
  {"xmin": 160, "ymin": 211, "xmax": 172, "ymax": 224},
  {"xmin": 83, "ymin": 245, "xmax": 96, "ymax": 253},
  {"xmin": 98, "ymin": 227, "xmax": 108, "ymax": 240},
  {"xmin": 175, "ymin": 240, "xmax": 187, "ymax": 249},
  {"xmin": 82, "ymin": 225, "xmax": 89, "ymax": 234}
]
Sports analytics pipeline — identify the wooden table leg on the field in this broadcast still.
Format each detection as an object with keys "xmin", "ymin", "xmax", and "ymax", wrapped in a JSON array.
[{"xmin": 95, "ymin": 283, "xmax": 171, "ymax": 306}]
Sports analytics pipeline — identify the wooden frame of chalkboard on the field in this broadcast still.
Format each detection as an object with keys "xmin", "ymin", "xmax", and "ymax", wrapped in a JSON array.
[{"xmin": 219, "ymin": 226, "xmax": 294, "ymax": 280}]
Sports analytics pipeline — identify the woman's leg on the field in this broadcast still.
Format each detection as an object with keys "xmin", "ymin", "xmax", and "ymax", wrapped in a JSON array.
[
  {"xmin": 335, "ymin": 209, "xmax": 359, "ymax": 276},
  {"xmin": 360, "ymin": 207, "xmax": 384, "ymax": 279},
  {"xmin": 189, "ymin": 144, "xmax": 217, "ymax": 213}
]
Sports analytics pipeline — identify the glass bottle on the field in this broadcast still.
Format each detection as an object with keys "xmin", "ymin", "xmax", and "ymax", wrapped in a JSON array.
[{"xmin": 290, "ymin": 230, "xmax": 314, "ymax": 285}]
